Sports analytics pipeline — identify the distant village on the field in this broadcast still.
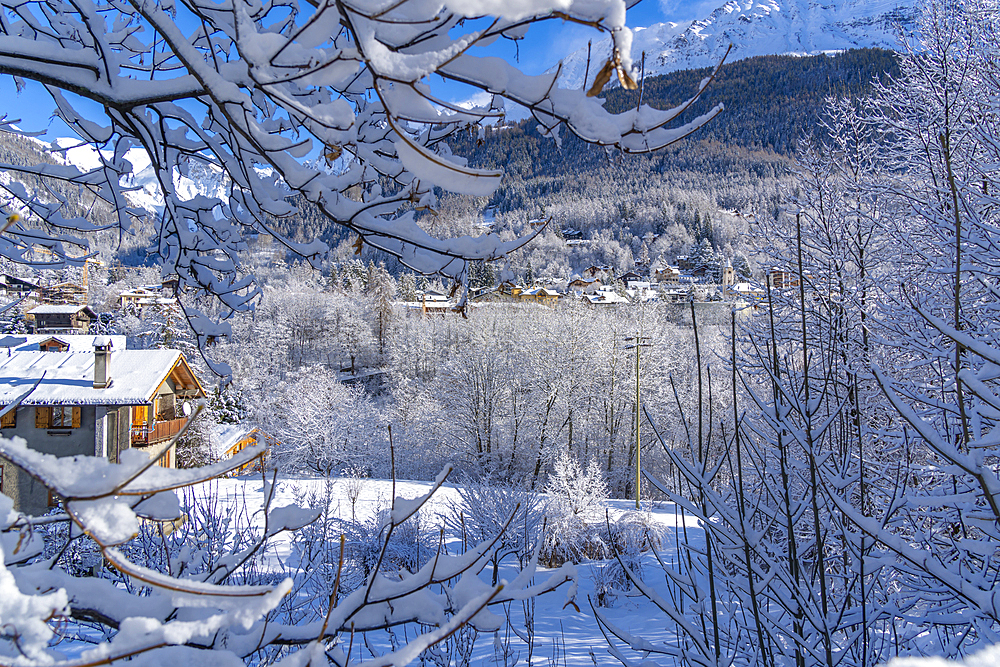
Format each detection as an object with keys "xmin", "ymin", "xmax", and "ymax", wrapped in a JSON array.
[{"xmin": 411, "ymin": 257, "xmax": 795, "ymax": 315}]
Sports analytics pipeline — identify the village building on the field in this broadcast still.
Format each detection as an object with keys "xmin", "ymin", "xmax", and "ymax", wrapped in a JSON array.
[
  {"xmin": 768, "ymin": 268, "xmax": 800, "ymax": 289},
  {"xmin": 118, "ymin": 286, "xmax": 181, "ymax": 316},
  {"xmin": 418, "ymin": 290, "xmax": 453, "ymax": 315},
  {"xmin": 36, "ymin": 281, "xmax": 88, "ymax": 306},
  {"xmin": 27, "ymin": 304, "xmax": 98, "ymax": 334},
  {"xmin": 567, "ymin": 278, "xmax": 603, "ymax": 295},
  {"xmin": 651, "ymin": 261, "xmax": 681, "ymax": 285},
  {"xmin": 0, "ymin": 274, "xmax": 38, "ymax": 297},
  {"xmin": 582, "ymin": 288, "xmax": 630, "ymax": 306},
  {"xmin": 618, "ymin": 271, "xmax": 643, "ymax": 286},
  {"xmin": 0, "ymin": 339, "xmax": 205, "ymax": 513}
]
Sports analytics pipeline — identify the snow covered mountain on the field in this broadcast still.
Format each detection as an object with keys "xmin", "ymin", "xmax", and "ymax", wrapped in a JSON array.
[
  {"xmin": 552, "ymin": 0, "xmax": 917, "ymax": 90},
  {"xmin": 38, "ymin": 137, "xmax": 265, "ymax": 216}
]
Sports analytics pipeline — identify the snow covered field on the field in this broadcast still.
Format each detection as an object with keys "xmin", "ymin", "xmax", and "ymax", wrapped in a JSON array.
[{"xmin": 195, "ymin": 474, "xmax": 703, "ymax": 667}]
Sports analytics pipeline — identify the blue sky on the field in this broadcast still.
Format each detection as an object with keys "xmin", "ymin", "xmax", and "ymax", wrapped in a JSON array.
[{"xmin": 0, "ymin": 0, "xmax": 720, "ymax": 141}]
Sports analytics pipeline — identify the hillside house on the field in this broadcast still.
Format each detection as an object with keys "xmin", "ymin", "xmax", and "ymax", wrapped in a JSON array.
[
  {"xmin": 519, "ymin": 287, "xmax": 561, "ymax": 307},
  {"xmin": 36, "ymin": 281, "xmax": 88, "ymax": 305},
  {"xmin": 582, "ymin": 288, "xmax": 629, "ymax": 306},
  {"xmin": 0, "ymin": 339, "xmax": 205, "ymax": 513},
  {"xmin": 118, "ymin": 287, "xmax": 180, "ymax": 317},
  {"xmin": 651, "ymin": 262, "xmax": 681, "ymax": 285},
  {"xmin": 725, "ymin": 282, "xmax": 766, "ymax": 301},
  {"xmin": 568, "ymin": 278, "xmax": 602, "ymax": 295},
  {"xmin": 0, "ymin": 274, "xmax": 37, "ymax": 296},
  {"xmin": 618, "ymin": 271, "xmax": 643, "ymax": 286},
  {"xmin": 27, "ymin": 304, "xmax": 98, "ymax": 334},
  {"xmin": 419, "ymin": 290, "xmax": 452, "ymax": 315}
]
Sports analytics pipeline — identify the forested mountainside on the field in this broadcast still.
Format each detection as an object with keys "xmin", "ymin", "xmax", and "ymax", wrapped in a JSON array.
[
  {"xmin": 403, "ymin": 49, "xmax": 900, "ymax": 280},
  {"xmin": 601, "ymin": 47, "xmax": 900, "ymax": 153},
  {"xmin": 460, "ymin": 48, "xmax": 899, "ymax": 181}
]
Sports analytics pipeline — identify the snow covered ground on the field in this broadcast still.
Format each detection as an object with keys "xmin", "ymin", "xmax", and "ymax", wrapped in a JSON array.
[{"xmin": 195, "ymin": 474, "xmax": 703, "ymax": 667}]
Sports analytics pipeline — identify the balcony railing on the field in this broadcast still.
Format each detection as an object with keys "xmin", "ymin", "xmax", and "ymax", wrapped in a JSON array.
[{"xmin": 131, "ymin": 417, "xmax": 187, "ymax": 446}]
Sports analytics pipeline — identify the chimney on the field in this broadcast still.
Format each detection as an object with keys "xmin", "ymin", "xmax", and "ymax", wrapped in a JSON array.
[{"xmin": 93, "ymin": 336, "xmax": 112, "ymax": 389}]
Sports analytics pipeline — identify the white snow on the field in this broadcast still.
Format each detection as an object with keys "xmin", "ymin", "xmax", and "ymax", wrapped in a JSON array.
[
  {"xmin": 177, "ymin": 474, "xmax": 703, "ymax": 667},
  {"xmin": 0, "ymin": 334, "xmax": 126, "ymax": 352}
]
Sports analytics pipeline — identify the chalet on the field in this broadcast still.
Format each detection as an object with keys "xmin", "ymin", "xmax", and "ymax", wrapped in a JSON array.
[
  {"xmin": 118, "ymin": 287, "xmax": 180, "ymax": 316},
  {"xmin": 567, "ymin": 278, "xmax": 602, "ymax": 295},
  {"xmin": 650, "ymin": 260, "xmax": 681, "ymax": 285},
  {"xmin": 689, "ymin": 265, "xmax": 717, "ymax": 282},
  {"xmin": 27, "ymin": 304, "xmax": 98, "ymax": 334},
  {"xmin": 725, "ymin": 282, "xmax": 766, "ymax": 301},
  {"xmin": 519, "ymin": 287, "xmax": 561, "ymax": 307},
  {"xmin": 0, "ymin": 274, "xmax": 37, "ymax": 296},
  {"xmin": 0, "ymin": 339, "xmax": 206, "ymax": 513},
  {"xmin": 161, "ymin": 274, "xmax": 181, "ymax": 294},
  {"xmin": 119, "ymin": 286, "xmax": 160, "ymax": 309},
  {"xmin": 419, "ymin": 290, "xmax": 452, "ymax": 315},
  {"xmin": 582, "ymin": 288, "xmax": 629, "ymax": 306},
  {"xmin": 661, "ymin": 287, "xmax": 689, "ymax": 303},
  {"xmin": 618, "ymin": 271, "xmax": 643, "ymax": 287}
]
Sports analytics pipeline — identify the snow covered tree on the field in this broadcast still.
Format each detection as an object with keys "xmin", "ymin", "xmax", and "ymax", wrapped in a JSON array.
[{"xmin": 369, "ymin": 263, "xmax": 396, "ymax": 358}]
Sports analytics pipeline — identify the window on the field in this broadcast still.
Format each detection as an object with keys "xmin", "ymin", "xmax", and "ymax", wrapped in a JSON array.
[
  {"xmin": 36, "ymin": 406, "xmax": 81, "ymax": 428},
  {"xmin": 0, "ymin": 408, "xmax": 14, "ymax": 429},
  {"xmin": 132, "ymin": 405, "xmax": 148, "ymax": 427}
]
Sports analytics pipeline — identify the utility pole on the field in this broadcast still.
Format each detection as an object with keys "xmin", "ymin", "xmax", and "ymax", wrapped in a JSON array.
[{"xmin": 624, "ymin": 334, "xmax": 651, "ymax": 509}]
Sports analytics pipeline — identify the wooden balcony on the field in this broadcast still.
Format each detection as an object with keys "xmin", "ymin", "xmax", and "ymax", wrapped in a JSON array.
[{"xmin": 131, "ymin": 417, "xmax": 187, "ymax": 446}]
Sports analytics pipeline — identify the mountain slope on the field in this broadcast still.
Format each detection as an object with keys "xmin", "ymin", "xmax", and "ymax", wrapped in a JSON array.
[{"xmin": 552, "ymin": 0, "xmax": 915, "ymax": 90}]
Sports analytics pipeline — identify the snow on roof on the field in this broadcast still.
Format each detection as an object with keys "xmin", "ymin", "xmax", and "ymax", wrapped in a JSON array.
[
  {"xmin": 584, "ymin": 291, "xmax": 629, "ymax": 305},
  {"xmin": 212, "ymin": 424, "xmax": 257, "ymax": 458},
  {"xmin": 0, "ymin": 349, "xmax": 194, "ymax": 405},
  {"xmin": 28, "ymin": 304, "xmax": 95, "ymax": 315},
  {"xmin": 0, "ymin": 334, "xmax": 127, "ymax": 352}
]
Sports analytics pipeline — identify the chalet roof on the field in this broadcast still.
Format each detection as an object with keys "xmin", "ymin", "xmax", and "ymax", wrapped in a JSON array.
[
  {"xmin": 28, "ymin": 304, "xmax": 97, "ymax": 317},
  {"xmin": 213, "ymin": 424, "xmax": 258, "ymax": 458},
  {"xmin": 0, "ymin": 334, "xmax": 127, "ymax": 352},
  {"xmin": 0, "ymin": 274, "xmax": 38, "ymax": 288},
  {"xmin": 583, "ymin": 291, "xmax": 629, "ymax": 305},
  {"xmin": 0, "ymin": 350, "xmax": 205, "ymax": 406}
]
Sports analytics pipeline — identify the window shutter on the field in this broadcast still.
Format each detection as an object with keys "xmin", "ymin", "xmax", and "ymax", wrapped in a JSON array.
[
  {"xmin": 35, "ymin": 407, "xmax": 50, "ymax": 429},
  {"xmin": 1, "ymin": 408, "xmax": 15, "ymax": 429},
  {"xmin": 71, "ymin": 407, "xmax": 81, "ymax": 428}
]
